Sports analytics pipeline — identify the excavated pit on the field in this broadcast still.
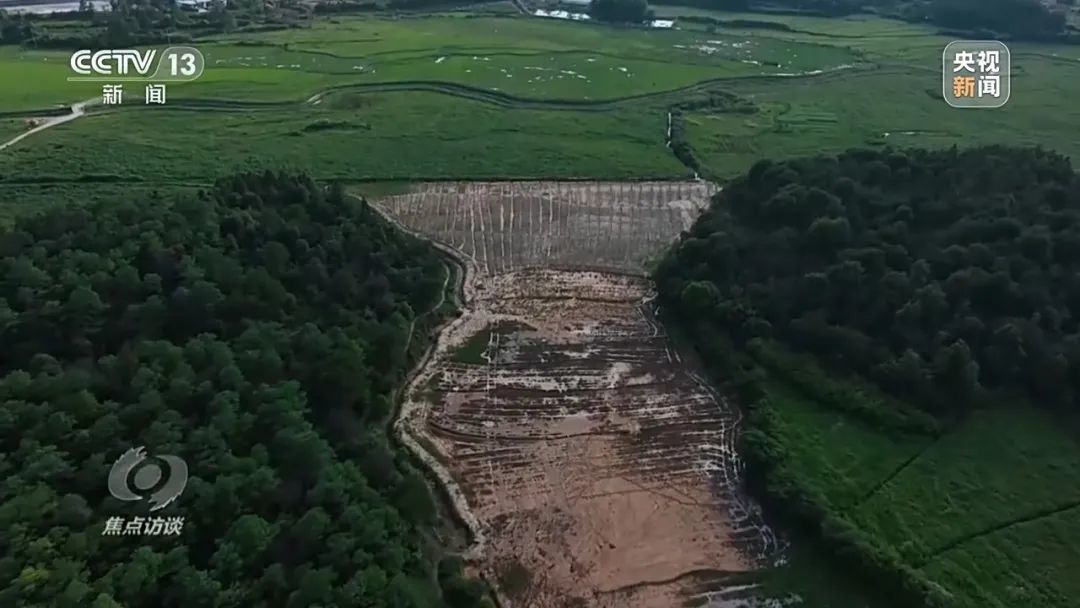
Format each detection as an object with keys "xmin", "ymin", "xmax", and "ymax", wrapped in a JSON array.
[{"xmin": 376, "ymin": 182, "xmax": 781, "ymax": 608}]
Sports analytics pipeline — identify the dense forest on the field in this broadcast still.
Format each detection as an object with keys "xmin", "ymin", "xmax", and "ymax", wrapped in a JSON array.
[
  {"xmin": 0, "ymin": 173, "xmax": 491, "ymax": 607},
  {"xmin": 656, "ymin": 146, "xmax": 1080, "ymax": 418}
]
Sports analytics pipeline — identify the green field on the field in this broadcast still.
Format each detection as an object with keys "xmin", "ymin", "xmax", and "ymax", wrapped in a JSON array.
[
  {"xmin": 3, "ymin": 11, "xmax": 1079, "ymax": 192},
  {"xmin": 670, "ymin": 8, "xmax": 1080, "ymax": 178},
  {"xmin": 851, "ymin": 408, "xmax": 1080, "ymax": 562},
  {"xmin": 0, "ymin": 91, "xmax": 686, "ymax": 182},
  {"xmin": 0, "ymin": 15, "xmax": 863, "ymax": 111},
  {"xmin": 684, "ymin": 58, "xmax": 1080, "ymax": 178},
  {"xmin": 761, "ymin": 376, "xmax": 1080, "ymax": 608},
  {"xmin": 759, "ymin": 381, "xmax": 932, "ymax": 509},
  {"xmin": 0, "ymin": 118, "xmax": 26, "ymax": 143}
]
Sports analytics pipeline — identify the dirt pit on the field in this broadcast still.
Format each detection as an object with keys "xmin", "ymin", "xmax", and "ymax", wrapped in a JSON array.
[{"xmin": 378, "ymin": 183, "xmax": 780, "ymax": 608}]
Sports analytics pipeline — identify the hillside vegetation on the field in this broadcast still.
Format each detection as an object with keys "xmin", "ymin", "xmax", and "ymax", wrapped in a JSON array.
[
  {"xmin": 658, "ymin": 146, "xmax": 1080, "ymax": 418},
  {"xmin": 0, "ymin": 173, "xmax": 490, "ymax": 608},
  {"xmin": 655, "ymin": 146, "xmax": 1080, "ymax": 608}
]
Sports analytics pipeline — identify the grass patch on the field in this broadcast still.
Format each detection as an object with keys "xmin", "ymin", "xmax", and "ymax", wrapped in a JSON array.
[
  {"xmin": 450, "ymin": 327, "xmax": 494, "ymax": 365},
  {"xmin": 921, "ymin": 506, "xmax": 1080, "ymax": 608},
  {"xmin": 0, "ymin": 48, "xmax": 100, "ymax": 112},
  {"xmin": 758, "ymin": 378, "xmax": 932, "ymax": 510},
  {"xmin": 449, "ymin": 320, "xmax": 533, "ymax": 364},
  {"xmin": 0, "ymin": 15, "xmax": 862, "ymax": 111},
  {"xmin": 753, "ymin": 370, "xmax": 1080, "ymax": 608},
  {"xmin": 0, "ymin": 92, "xmax": 688, "ymax": 184},
  {"xmin": 748, "ymin": 339, "xmax": 941, "ymax": 435},
  {"xmin": 686, "ymin": 60, "xmax": 1080, "ymax": 180},
  {"xmin": 0, "ymin": 118, "xmax": 32, "ymax": 145},
  {"xmin": 850, "ymin": 407, "xmax": 1080, "ymax": 566}
]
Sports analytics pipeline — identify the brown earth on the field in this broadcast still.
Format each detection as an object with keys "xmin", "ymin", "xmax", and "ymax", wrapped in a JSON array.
[
  {"xmin": 376, "ymin": 181, "xmax": 718, "ymax": 276},
  {"xmin": 376, "ymin": 182, "xmax": 780, "ymax": 608}
]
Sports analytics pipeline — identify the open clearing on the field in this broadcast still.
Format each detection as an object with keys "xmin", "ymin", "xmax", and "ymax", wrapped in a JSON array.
[{"xmin": 378, "ymin": 182, "xmax": 780, "ymax": 606}]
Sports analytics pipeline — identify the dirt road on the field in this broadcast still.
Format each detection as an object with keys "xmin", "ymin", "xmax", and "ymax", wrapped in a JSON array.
[{"xmin": 0, "ymin": 98, "xmax": 97, "ymax": 152}]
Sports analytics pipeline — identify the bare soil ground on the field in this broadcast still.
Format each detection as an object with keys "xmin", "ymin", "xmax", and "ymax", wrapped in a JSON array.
[
  {"xmin": 375, "ymin": 181, "xmax": 718, "ymax": 276},
  {"xmin": 376, "ymin": 182, "xmax": 779, "ymax": 608}
]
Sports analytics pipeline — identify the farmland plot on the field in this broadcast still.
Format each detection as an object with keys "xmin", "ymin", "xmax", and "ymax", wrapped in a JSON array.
[
  {"xmin": 375, "ymin": 181, "xmax": 717, "ymax": 275},
  {"xmin": 378, "ymin": 182, "xmax": 781, "ymax": 606}
]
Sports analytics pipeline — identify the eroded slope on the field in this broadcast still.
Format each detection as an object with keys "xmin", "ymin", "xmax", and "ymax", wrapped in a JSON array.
[{"xmin": 376, "ymin": 182, "xmax": 779, "ymax": 607}]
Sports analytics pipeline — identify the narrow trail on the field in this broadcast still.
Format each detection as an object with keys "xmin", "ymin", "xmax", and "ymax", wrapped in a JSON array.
[
  {"xmin": 0, "ymin": 98, "xmax": 98, "ymax": 152},
  {"xmin": 403, "ymin": 255, "xmax": 452, "ymax": 354},
  {"xmin": 361, "ymin": 195, "xmax": 489, "ymax": 561}
]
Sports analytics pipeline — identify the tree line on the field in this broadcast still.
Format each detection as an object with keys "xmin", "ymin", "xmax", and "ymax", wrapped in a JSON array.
[
  {"xmin": 649, "ymin": 0, "xmax": 1072, "ymax": 42},
  {"xmin": 0, "ymin": 0, "xmax": 310, "ymax": 49},
  {"xmin": 589, "ymin": 0, "xmax": 653, "ymax": 24},
  {"xmin": 0, "ymin": 172, "xmax": 492, "ymax": 607},
  {"xmin": 656, "ymin": 145, "xmax": 1080, "ymax": 419}
]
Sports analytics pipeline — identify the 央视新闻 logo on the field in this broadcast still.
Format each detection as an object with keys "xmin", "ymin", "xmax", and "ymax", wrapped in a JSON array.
[{"xmin": 943, "ymin": 40, "xmax": 1010, "ymax": 109}]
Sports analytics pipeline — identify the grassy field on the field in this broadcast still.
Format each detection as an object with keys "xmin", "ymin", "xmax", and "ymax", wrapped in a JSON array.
[
  {"xmin": 670, "ymin": 7, "xmax": 1080, "ymax": 179},
  {"xmin": 684, "ymin": 58, "xmax": 1080, "ymax": 179},
  {"xmin": 0, "ymin": 15, "xmax": 862, "ymax": 111},
  {"xmin": 3, "ymin": 11, "xmax": 1079, "ymax": 195},
  {"xmin": 0, "ymin": 91, "xmax": 687, "ymax": 181},
  {"xmin": 851, "ymin": 408, "xmax": 1080, "ymax": 560},
  {"xmin": 0, "ymin": 119, "xmax": 28, "ymax": 143},
  {"xmin": 922, "ymin": 507, "xmax": 1080, "ymax": 608},
  {"xmin": 0, "ymin": 49, "xmax": 102, "ymax": 111},
  {"xmin": 759, "ymin": 380, "xmax": 932, "ymax": 510},
  {"xmin": 761, "ymin": 376, "xmax": 1080, "ymax": 608}
]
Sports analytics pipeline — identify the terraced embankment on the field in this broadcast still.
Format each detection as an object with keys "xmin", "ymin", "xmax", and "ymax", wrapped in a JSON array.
[{"xmin": 375, "ymin": 182, "xmax": 782, "ymax": 607}]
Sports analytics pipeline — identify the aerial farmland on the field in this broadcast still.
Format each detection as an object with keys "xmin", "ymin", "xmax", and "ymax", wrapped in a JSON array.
[{"xmin": 4, "ymin": 2, "xmax": 1080, "ymax": 607}]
